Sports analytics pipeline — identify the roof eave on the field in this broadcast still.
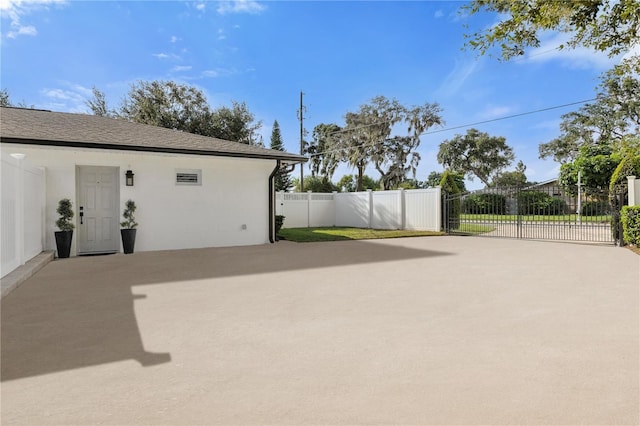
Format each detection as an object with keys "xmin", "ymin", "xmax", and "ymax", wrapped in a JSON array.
[{"xmin": 0, "ymin": 137, "xmax": 308, "ymax": 164}]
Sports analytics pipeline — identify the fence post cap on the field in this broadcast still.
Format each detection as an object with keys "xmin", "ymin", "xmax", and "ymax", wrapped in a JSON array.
[{"xmin": 627, "ymin": 176, "xmax": 636, "ymax": 181}]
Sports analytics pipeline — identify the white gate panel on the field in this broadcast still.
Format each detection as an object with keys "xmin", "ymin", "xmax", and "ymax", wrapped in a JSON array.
[
  {"xmin": 1, "ymin": 152, "xmax": 46, "ymax": 278},
  {"xmin": 372, "ymin": 190, "xmax": 402, "ymax": 229},
  {"xmin": 309, "ymin": 193, "xmax": 335, "ymax": 227},
  {"xmin": 1, "ymin": 154, "xmax": 20, "ymax": 277},
  {"xmin": 405, "ymin": 188, "xmax": 441, "ymax": 231},
  {"xmin": 336, "ymin": 192, "xmax": 370, "ymax": 228},
  {"xmin": 280, "ymin": 193, "xmax": 309, "ymax": 228},
  {"xmin": 23, "ymin": 165, "xmax": 45, "ymax": 260}
]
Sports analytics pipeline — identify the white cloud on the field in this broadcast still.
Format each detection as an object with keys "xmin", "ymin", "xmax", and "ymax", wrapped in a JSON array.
[
  {"xmin": 7, "ymin": 23, "xmax": 35, "ymax": 38},
  {"xmin": 152, "ymin": 52, "xmax": 180, "ymax": 60},
  {"xmin": 40, "ymin": 82, "xmax": 93, "ymax": 112},
  {"xmin": 202, "ymin": 68, "xmax": 237, "ymax": 78},
  {"xmin": 435, "ymin": 58, "xmax": 480, "ymax": 97},
  {"xmin": 216, "ymin": 0, "xmax": 265, "ymax": 15},
  {"xmin": 171, "ymin": 65, "xmax": 192, "ymax": 72},
  {"xmin": 217, "ymin": 28, "xmax": 225, "ymax": 40},
  {"xmin": 524, "ymin": 32, "xmax": 618, "ymax": 71},
  {"xmin": 170, "ymin": 35, "xmax": 179, "ymax": 43},
  {"xmin": 195, "ymin": 3, "xmax": 205, "ymax": 11},
  {"xmin": 1, "ymin": 0, "xmax": 65, "ymax": 39},
  {"xmin": 434, "ymin": 10, "xmax": 444, "ymax": 19}
]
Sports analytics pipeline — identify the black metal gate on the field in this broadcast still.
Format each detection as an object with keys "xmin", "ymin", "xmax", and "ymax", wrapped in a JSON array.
[{"xmin": 442, "ymin": 184, "xmax": 625, "ymax": 244}]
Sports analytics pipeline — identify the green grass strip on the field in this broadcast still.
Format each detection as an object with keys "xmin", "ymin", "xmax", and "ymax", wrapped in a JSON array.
[
  {"xmin": 278, "ymin": 227, "xmax": 444, "ymax": 243},
  {"xmin": 460, "ymin": 214, "xmax": 611, "ymax": 223}
]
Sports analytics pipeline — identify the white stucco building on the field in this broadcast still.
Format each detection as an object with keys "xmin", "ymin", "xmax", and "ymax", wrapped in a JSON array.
[{"xmin": 1, "ymin": 106, "xmax": 305, "ymax": 257}]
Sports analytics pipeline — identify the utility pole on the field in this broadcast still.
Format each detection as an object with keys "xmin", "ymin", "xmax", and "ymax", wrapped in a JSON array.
[{"xmin": 298, "ymin": 91, "xmax": 305, "ymax": 191}]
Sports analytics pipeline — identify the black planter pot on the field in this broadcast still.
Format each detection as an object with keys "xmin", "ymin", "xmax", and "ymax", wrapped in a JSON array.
[
  {"xmin": 54, "ymin": 230, "xmax": 73, "ymax": 259},
  {"xmin": 121, "ymin": 229, "xmax": 137, "ymax": 254}
]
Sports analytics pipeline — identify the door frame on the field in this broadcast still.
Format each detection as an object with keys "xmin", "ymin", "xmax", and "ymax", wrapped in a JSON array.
[{"xmin": 75, "ymin": 165, "xmax": 120, "ymax": 255}]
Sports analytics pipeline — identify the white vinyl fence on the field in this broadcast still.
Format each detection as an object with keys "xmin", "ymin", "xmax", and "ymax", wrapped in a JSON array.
[
  {"xmin": 276, "ymin": 188, "xmax": 441, "ymax": 231},
  {"xmin": 1, "ymin": 152, "xmax": 46, "ymax": 278}
]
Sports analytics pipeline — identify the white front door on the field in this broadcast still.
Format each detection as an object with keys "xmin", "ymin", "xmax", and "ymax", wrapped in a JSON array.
[{"xmin": 76, "ymin": 166, "xmax": 120, "ymax": 254}]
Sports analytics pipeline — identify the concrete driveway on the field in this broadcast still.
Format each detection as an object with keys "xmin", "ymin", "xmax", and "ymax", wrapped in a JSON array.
[{"xmin": 1, "ymin": 236, "xmax": 638, "ymax": 425}]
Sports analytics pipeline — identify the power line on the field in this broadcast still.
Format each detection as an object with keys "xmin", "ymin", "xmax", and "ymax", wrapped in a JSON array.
[
  {"xmin": 422, "ymin": 98, "xmax": 597, "ymax": 136},
  {"xmin": 307, "ymin": 97, "xmax": 597, "ymax": 158}
]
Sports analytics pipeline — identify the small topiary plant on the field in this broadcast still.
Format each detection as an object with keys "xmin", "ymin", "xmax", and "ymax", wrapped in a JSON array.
[
  {"xmin": 120, "ymin": 199, "xmax": 138, "ymax": 229},
  {"xmin": 56, "ymin": 198, "xmax": 75, "ymax": 231}
]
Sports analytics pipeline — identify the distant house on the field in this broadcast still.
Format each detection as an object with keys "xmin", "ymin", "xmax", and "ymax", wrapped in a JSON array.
[{"xmin": 0, "ymin": 107, "xmax": 305, "ymax": 257}]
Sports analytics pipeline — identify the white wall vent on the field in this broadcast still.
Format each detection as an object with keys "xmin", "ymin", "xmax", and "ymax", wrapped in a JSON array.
[{"xmin": 176, "ymin": 169, "xmax": 202, "ymax": 186}]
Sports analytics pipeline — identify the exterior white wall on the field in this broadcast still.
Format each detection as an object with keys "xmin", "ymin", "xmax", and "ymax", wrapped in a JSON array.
[
  {"xmin": 1, "ymin": 151, "xmax": 45, "ymax": 277},
  {"xmin": 2, "ymin": 144, "xmax": 276, "ymax": 255}
]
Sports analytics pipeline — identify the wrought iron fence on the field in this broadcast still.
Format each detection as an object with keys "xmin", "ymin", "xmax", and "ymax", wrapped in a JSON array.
[{"xmin": 443, "ymin": 184, "xmax": 624, "ymax": 244}]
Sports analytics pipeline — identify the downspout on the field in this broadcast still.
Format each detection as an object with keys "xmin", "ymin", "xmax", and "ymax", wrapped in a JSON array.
[
  {"xmin": 268, "ymin": 161, "xmax": 296, "ymax": 243},
  {"xmin": 268, "ymin": 160, "xmax": 281, "ymax": 243}
]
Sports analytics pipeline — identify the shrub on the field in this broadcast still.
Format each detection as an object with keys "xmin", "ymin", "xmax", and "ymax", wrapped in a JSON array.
[
  {"xmin": 580, "ymin": 200, "xmax": 610, "ymax": 216},
  {"xmin": 547, "ymin": 196, "xmax": 568, "ymax": 215},
  {"xmin": 275, "ymin": 215, "xmax": 285, "ymax": 235},
  {"xmin": 518, "ymin": 190, "xmax": 550, "ymax": 215},
  {"xmin": 609, "ymin": 154, "xmax": 640, "ymax": 241},
  {"xmin": 621, "ymin": 206, "xmax": 640, "ymax": 246},
  {"xmin": 440, "ymin": 170, "xmax": 461, "ymax": 230},
  {"xmin": 463, "ymin": 193, "xmax": 507, "ymax": 214},
  {"xmin": 56, "ymin": 198, "xmax": 75, "ymax": 231}
]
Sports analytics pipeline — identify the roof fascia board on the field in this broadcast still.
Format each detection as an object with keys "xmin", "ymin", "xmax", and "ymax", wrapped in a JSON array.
[{"xmin": 1, "ymin": 137, "xmax": 307, "ymax": 163}]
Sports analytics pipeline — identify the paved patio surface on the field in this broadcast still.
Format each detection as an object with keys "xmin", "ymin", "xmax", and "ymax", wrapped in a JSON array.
[{"xmin": 1, "ymin": 236, "xmax": 638, "ymax": 425}]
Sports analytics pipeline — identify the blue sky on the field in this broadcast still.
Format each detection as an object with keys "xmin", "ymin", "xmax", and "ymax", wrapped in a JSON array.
[{"xmin": 1, "ymin": 0, "xmax": 625, "ymax": 190}]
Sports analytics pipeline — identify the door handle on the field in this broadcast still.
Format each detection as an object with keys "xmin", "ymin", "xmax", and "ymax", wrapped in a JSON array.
[{"xmin": 79, "ymin": 206, "xmax": 84, "ymax": 225}]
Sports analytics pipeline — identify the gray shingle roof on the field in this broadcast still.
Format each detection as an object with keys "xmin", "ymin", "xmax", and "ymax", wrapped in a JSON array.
[{"xmin": 0, "ymin": 107, "xmax": 306, "ymax": 164}]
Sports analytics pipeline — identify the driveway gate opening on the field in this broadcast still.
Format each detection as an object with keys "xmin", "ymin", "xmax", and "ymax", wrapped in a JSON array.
[{"xmin": 443, "ymin": 184, "xmax": 624, "ymax": 244}]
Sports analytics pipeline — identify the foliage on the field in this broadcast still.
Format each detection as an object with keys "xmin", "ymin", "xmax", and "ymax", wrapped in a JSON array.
[
  {"xmin": 560, "ymin": 144, "xmax": 622, "ymax": 195},
  {"xmin": 336, "ymin": 174, "xmax": 378, "ymax": 192},
  {"xmin": 293, "ymin": 175, "xmax": 338, "ymax": 193},
  {"xmin": 86, "ymin": 86, "xmax": 115, "ymax": 117},
  {"xmin": 120, "ymin": 199, "xmax": 138, "ymax": 229},
  {"xmin": 278, "ymin": 227, "xmax": 443, "ymax": 243},
  {"xmin": 339, "ymin": 96, "xmax": 443, "ymax": 191},
  {"xmin": 119, "ymin": 80, "xmax": 213, "ymax": 135},
  {"xmin": 440, "ymin": 170, "xmax": 461, "ymax": 230},
  {"xmin": 1, "ymin": 88, "xmax": 11, "ymax": 107},
  {"xmin": 490, "ymin": 160, "xmax": 528, "ymax": 187},
  {"xmin": 539, "ymin": 60, "xmax": 640, "ymax": 163},
  {"xmin": 56, "ymin": 199, "xmax": 75, "ymax": 231},
  {"xmin": 463, "ymin": 193, "xmax": 507, "ymax": 214},
  {"xmin": 270, "ymin": 120, "xmax": 293, "ymax": 191},
  {"xmin": 0, "ymin": 88, "xmax": 30, "ymax": 108},
  {"xmin": 210, "ymin": 100, "xmax": 263, "ymax": 145},
  {"xmin": 307, "ymin": 123, "xmax": 342, "ymax": 181},
  {"xmin": 621, "ymin": 206, "xmax": 640, "ymax": 246},
  {"xmin": 437, "ymin": 128, "xmax": 514, "ymax": 186},
  {"xmin": 581, "ymin": 200, "xmax": 610, "ymax": 217},
  {"xmin": 517, "ymin": 191, "xmax": 567, "ymax": 215},
  {"xmin": 609, "ymin": 152, "xmax": 640, "ymax": 193},
  {"xmin": 275, "ymin": 215, "xmax": 285, "ymax": 236},
  {"xmin": 464, "ymin": 1, "xmax": 640, "ymax": 60},
  {"xmin": 114, "ymin": 80, "xmax": 262, "ymax": 145},
  {"xmin": 425, "ymin": 171, "xmax": 466, "ymax": 192},
  {"xmin": 609, "ymin": 152, "xmax": 640, "ymax": 241}
]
